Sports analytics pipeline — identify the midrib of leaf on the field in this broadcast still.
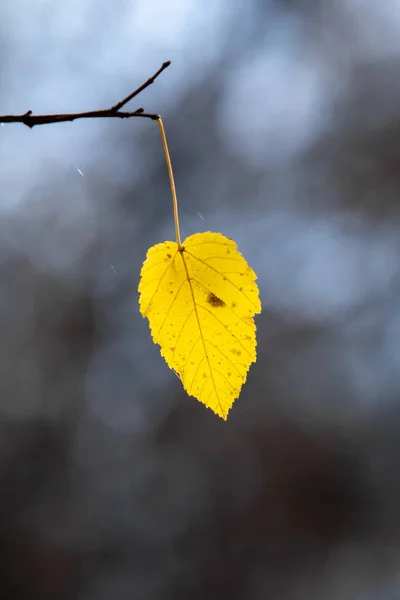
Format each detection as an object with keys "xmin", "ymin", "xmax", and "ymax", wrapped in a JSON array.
[{"xmin": 178, "ymin": 249, "xmax": 225, "ymax": 419}]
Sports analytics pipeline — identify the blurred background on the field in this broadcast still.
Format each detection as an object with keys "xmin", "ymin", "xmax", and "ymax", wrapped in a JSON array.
[{"xmin": 1, "ymin": 0, "xmax": 400, "ymax": 598}]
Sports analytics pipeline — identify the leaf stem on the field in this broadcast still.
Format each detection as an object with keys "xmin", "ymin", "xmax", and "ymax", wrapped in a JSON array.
[{"xmin": 157, "ymin": 117, "xmax": 182, "ymax": 248}]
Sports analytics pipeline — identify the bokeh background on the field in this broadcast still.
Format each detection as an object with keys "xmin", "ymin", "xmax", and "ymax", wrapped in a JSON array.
[{"xmin": 1, "ymin": 0, "xmax": 400, "ymax": 598}]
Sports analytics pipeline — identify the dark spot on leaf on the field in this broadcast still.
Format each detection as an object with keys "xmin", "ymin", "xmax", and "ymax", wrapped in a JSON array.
[
  {"xmin": 230, "ymin": 348, "xmax": 242, "ymax": 356},
  {"xmin": 167, "ymin": 253, "xmax": 172, "ymax": 258},
  {"xmin": 207, "ymin": 292, "xmax": 225, "ymax": 308}
]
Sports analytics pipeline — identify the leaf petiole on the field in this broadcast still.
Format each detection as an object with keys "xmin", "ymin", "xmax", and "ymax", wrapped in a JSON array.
[{"xmin": 157, "ymin": 118, "xmax": 182, "ymax": 248}]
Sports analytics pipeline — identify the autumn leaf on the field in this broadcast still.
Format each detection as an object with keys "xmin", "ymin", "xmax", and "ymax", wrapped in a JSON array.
[
  {"xmin": 139, "ymin": 231, "xmax": 261, "ymax": 419},
  {"xmin": 138, "ymin": 118, "xmax": 262, "ymax": 420}
]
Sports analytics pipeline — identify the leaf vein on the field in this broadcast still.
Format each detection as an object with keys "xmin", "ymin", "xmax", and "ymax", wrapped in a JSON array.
[
  {"xmin": 197, "ymin": 304, "xmax": 253, "ymax": 358},
  {"xmin": 140, "ymin": 254, "xmax": 176, "ymax": 276},
  {"xmin": 197, "ymin": 371, "xmax": 211, "ymax": 402},
  {"xmin": 185, "ymin": 250, "xmax": 258, "ymax": 310},
  {"xmin": 212, "ymin": 367, "xmax": 237, "ymax": 391},
  {"xmin": 147, "ymin": 245, "xmax": 177, "ymax": 256},
  {"xmin": 187, "ymin": 356, "xmax": 206, "ymax": 395},
  {"xmin": 180, "ymin": 334, "xmax": 202, "ymax": 379},
  {"xmin": 141, "ymin": 256, "xmax": 175, "ymax": 316},
  {"xmin": 191, "ymin": 277, "xmax": 253, "ymax": 329},
  {"xmin": 204, "ymin": 339, "xmax": 243, "ymax": 376},
  {"xmin": 185, "ymin": 240, "xmax": 235, "ymax": 249},
  {"xmin": 156, "ymin": 278, "xmax": 188, "ymax": 339},
  {"xmin": 179, "ymin": 252, "xmax": 225, "ymax": 418},
  {"xmin": 202, "ymin": 256, "xmax": 243, "ymax": 263},
  {"xmin": 172, "ymin": 308, "xmax": 196, "ymax": 361}
]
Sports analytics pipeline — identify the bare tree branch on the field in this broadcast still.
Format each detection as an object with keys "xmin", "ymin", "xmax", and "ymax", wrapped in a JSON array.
[{"xmin": 0, "ymin": 61, "xmax": 170, "ymax": 128}]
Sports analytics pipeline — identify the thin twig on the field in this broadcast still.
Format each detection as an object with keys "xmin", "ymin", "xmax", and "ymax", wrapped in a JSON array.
[
  {"xmin": 0, "ymin": 61, "xmax": 170, "ymax": 128},
  {"xmin": 111, "ymin": 61, "xmax": 170, "ymax": 111}
]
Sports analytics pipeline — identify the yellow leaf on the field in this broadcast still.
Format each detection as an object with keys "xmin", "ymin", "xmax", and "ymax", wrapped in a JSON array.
[{"xmin": 138, "ymin": 231, "xmax": 261, "ymax": 420}]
